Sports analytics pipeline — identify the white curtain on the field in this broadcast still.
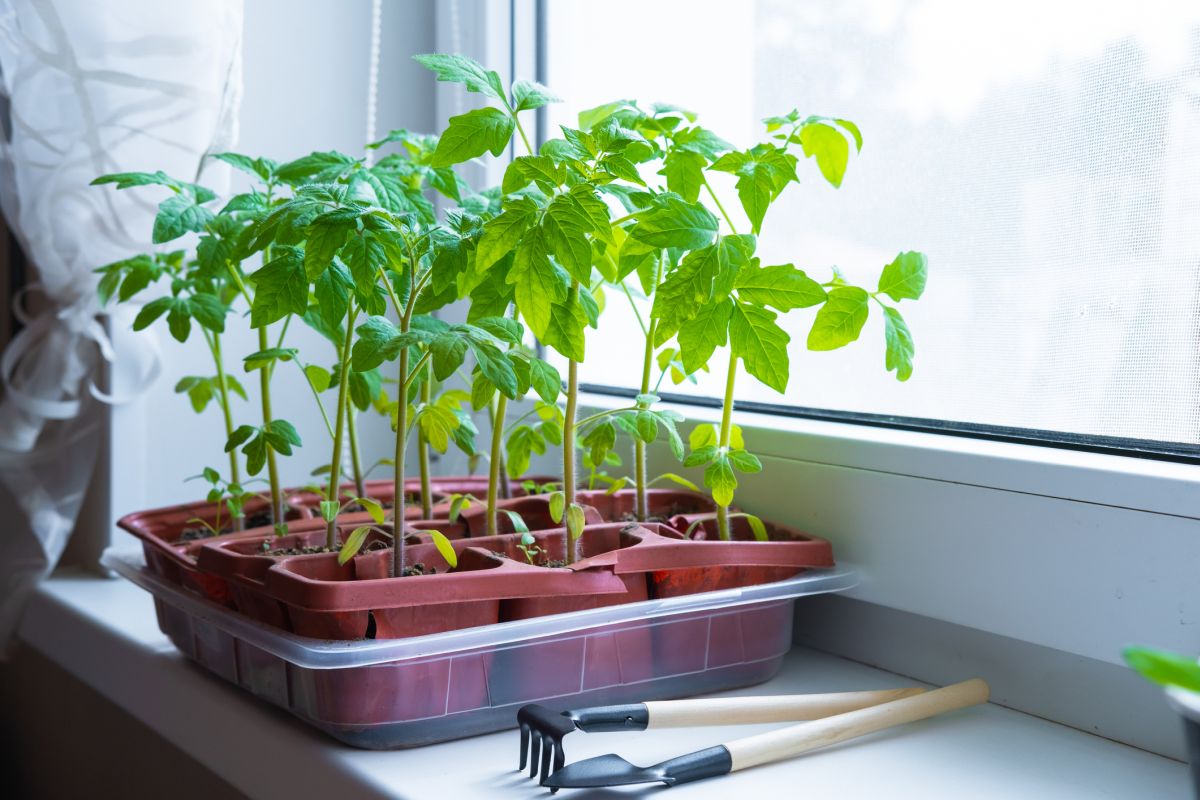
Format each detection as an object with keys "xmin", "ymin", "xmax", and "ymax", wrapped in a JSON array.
[{"xmin": 0, "ymin": 0, "xmax": 243, "ymax": 650}]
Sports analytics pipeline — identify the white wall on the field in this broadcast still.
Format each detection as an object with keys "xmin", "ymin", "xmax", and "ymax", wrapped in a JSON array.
[{"xmin": 102, "ymin": 0, "xmax": 438, "ymax": 538}]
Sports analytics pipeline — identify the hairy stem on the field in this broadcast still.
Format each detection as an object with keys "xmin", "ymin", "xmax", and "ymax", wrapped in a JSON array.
[
  {"xmin": 563, "ymin": 356, "xmax": 579, "ymax": 564},
  {"xmin": 716, "ymin": 353, "xmax": 738, "ymax": 542},
  {"xmin": 258, "ymin": 325, "xmax": 284, "ymax": 529},
  {"xmin": 487, "ymin": 393, "xmax": 507, "ymax": 537},
  {"xmin": 324, "ymin": 304, "xmax": 358, "ymax": 549},
  {"xmin": 206, "ymin": 331, "xmax": 243, "ymax": 530},
  {"xmin": 347, "ymin": 405, "xmax": 366, "ymax": 501},
  {"xmin": 393, "ymin": 345, "xmax": 409, "ymax": 578},
  {"xmin": 418, "ymin": 359, "xmax": 433, "ymax": 519},
  {"xmin": 634, "ymin": 254, "xmax": 665, "ymax": 522}
]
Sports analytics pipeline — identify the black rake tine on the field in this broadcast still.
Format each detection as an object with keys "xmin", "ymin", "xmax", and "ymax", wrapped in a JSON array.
[
  {"xmin": 548, "ymin": 740, "xmax": 566, "ymax": 793},
  {"xmin": 519, "ymin": 721, "xmax": 530, "ymax": 771},
  {"xmin": 539, "ymin": 736, "xmax": 554, "ymax": 785},
  {"xmin": 529, "ymin": 728, "xmax": 542, "ymax": 778}
]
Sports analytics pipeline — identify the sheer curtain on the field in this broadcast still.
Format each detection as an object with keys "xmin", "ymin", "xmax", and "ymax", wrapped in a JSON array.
[{"xmin": 0, "ymin": 0, "xmax": 243, "ymax": 650}]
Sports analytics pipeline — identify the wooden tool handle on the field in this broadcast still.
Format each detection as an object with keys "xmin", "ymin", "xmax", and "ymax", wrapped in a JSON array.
[
  {"xmin": 643, "ymin": 687, "xmax": 926, "ymax": 728},
  {"xmin": 724, "ymin": 679, "xmax": 989, "ymax": 771}
]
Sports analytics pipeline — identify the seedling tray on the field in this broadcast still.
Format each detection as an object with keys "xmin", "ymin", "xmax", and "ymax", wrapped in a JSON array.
[{"xmin": 102, "ymin": 548, "xmax": 856, "ymax": 749}]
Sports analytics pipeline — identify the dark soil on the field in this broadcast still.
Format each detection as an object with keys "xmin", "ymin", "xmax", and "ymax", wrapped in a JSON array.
[
  {"xmin": 617, "ymin": 512, "xmax": 669, "ymax": 524},
  {"xmin": 263, "ymin": 545, "xmax": 339, "ymax": 556},
  {"xmin": 541, "ymin": 558, "xmax": 568, "ymax": 568},
  {"xmin": 178, "ymin": 510, "xmax": 274, "ymax": 541}
]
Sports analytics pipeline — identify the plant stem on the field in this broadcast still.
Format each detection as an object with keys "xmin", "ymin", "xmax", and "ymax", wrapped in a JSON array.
[
  {"xmin": 393, "ymin": 344, "xmax": 409, "ymax": 578},
  {"xmin": 324, "ymin": 303, "xmax": 359, "ymax": 549},
  {"xmin": 418, "ymin": 358, "xmax": 433, "ymax": 519},
  {"xmin": 205, "ymin": 331, "xmax": 243, "ymax": 530},
  {"xmin": 347, "ymin": 405, "xmax": 366, "ymax": 501},
  {"xmin": 257, "ymin": 325, "xmax": 284, "ymax": 529},
  {"xmin": 563, "ymin": 352, "xmax": 579, "ymax": 564},
  {"xmin": 487, "ymin": 393, "xmax": 507, "ymax": 537},
  {"xmin": 634, "ymin": 253, "xmax": 664, "ymax": 522},
  {"xmin": 715, "ymin": 352, "xmax": 738, "ymax": 541},
  {"xmin": 703, "ymin": 178, "xmax": 738, "ymax": 232}
]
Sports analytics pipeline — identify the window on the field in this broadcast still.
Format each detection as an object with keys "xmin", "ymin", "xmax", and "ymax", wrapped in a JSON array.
[{"xmin": 541, "ymin": 0, "xmax": 1200, "ymax": 455}]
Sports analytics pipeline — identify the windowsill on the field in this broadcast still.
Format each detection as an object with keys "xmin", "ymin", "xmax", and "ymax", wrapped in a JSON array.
[{"xmin": 18, "ymin": 568, "xmax": 1188, "ymax": 799}]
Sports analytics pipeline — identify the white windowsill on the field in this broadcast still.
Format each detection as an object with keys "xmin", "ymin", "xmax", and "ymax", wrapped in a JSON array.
[{"xmin": 18, "ymin": 569, "xmax": 1188, "ymax": 799}]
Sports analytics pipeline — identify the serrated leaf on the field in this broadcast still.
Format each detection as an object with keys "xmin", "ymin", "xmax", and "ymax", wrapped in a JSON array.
[
  {"xmin": 512, "ymin": 79, "xmax": 560, "ymax": 112},
  {"xmin": 730, "ymin": 303, "xmax": 790, "ymax": 393},
  {"xmin": 807, "ymin": 286, "xmax": 869, "ymax": 351},
  {"xmin": 243, "ymin": 347, "xmax": 298, "ymax": 371},
  {"xmin": 734, "ymin": 263, "xmax": 826, "ymax": 311},
  {"xmin": 704, "ymin": 455, "xmax": 737, "ymax": 506},
  {"xmin": 629, "ymin": 195, "xmax": 718, "ymax": 250},
  {"xmin": 413, "ymin": 53, "xmax": 505, "ymax": 101},
  {"xmin": 508, "ymin": 229, "xmax": 569, "ymax": 339},
  {"xmin": 659, "ymin": 149, "xmax": 706, "ymax": 203},
  {"xmin": 152, "ymin": 193, "xmax": 214, "ymax": 244},
  {"xmin": 250, "ymin": 249, "xmax": 308, "ymax": 328},
  {"xmin": 727, "ymin": 449, "xmax": 762, "ymax": 473},
  {"xmin": 677, "ymin": 298, "xmax": 732, "ymax": 374},
  {"xmin": 431, "ymin": 107, "xmax": 515, "ymax": 168}
]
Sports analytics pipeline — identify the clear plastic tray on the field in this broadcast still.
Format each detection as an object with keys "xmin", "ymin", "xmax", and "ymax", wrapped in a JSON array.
[{"xmin": 102, "ymin": 548, "xmax": 856, "ymax": 749}]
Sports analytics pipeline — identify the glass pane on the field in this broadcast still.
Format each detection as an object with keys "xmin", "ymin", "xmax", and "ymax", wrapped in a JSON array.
[{"xmin": 543, "ymin": 0, "xmax": 1200, "ymax": 447}]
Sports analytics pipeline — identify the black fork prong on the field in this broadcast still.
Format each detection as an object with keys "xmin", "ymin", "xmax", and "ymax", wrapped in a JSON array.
[
  {"xmin": 539, "ymin": 736, "xmax": 555, "ymax": 785},
  {"xmin": 518, "ymin": 721, "xmax": 530, "ymax": 771},
  {"xmin": 528, "ymin": 728, "xmax": 542, "ymax": 779}
]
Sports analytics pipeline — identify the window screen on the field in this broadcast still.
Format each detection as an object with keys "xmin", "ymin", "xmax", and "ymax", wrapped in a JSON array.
[{"xmin": 541, "ymin": 0, "xmax": 1200, "ymax": 452}]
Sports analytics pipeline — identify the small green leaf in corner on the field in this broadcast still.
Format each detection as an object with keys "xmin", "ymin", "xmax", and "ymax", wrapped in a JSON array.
[
  {"xmin": 744, "ymin": 513, "xmax": 768, "ymax": 542},
  {"xmin": 501, "ymin": 509, "xmax": 530, "ymax": 533},
  {"xmin": 338, "ymin": 526, "xmax": 371, "ymax": 566},
  {"xmin": 1123, "ymin": 646, "xmax": 1200, "ymax": 692},
  {"xmin": 549, "ymin": 490, "xmax": 565, "ymax": 523},
  {"xmin": 319, "ymin": 500, "xmax": 340, "ymax": 523},
  {"xmin": 356, "ymin": 497, "xmax": 385, "ymax": 524},
  {"xmin": 429, "ymin": 530, "xmax": 458, "ymax": 570},
  {"xmin": 566, "ymin": 503, "xmax": 586, "ymax": 542}
]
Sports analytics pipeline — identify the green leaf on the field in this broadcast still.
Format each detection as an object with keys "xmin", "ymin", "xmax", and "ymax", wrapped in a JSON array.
[
  {"xmin": 356, "ymin": 497, "xmax": 386, "ymax": 524},
  {"xmin": 448, "ymin": 494, "xmax": 470, "ymax": 523},
  {"xmin": 730, "ymin": 302, "xmax": 790, "ymax": 393},
  {"xmin": 883, "ymin": 305, "xmax": 915, "ymax": 381},
  {"xmin": 507, "ymin": 230, "xmax": 569, "ymax": 340},
  {"xmin": 337, "ymin": 526, "xmax": 371, "ymax": 565},
  {"xmin": 212, "ymin": 152, "xmax": 274, "ymax": 181},
  {"xmin": 877, "ymin": 251, "xmax": 928, "ymax": 301},
  {"xmin": 503, "ymin": 155, "xmax": 566, "ymax": 193},
  {"xmin": 512, "ymin": 79, "xmax": 560, "ymax": 112},
  {"xmin": 743, "ymin": 513, "xmax": 768, "ymax": 542},
  {"xmin": 243, "ymin": 347, "xmax": 298, "ymax": 371},
  {"xmin": 630, "ymin": 196, "xmax": 719, "ymax": 250},
  {"xmin": 470, "ymin": 372, "xmax": 496, "ymax": 410},
  {"xmin": 583, "ymin": 420, "xmax": 616, "ymax": 466},
  {"xmin": 800, "ymin": 120, "xmax": 852, "ymax": 188},
  {"xmin": 132, "ymin": 296, "xmax": 172, "ymax": 332},
  {"xmin": 677, "ymin": 298, "xmax": 732, "ymax": 374},
  {"xmin": 807, "ymin": 286, "xmax": 869, "ymax": 351},
  {"xmin": 320, "ymin": 500, "xmax": 340, "ymax": 523},
  {"xmin": 224, "ymin": 425, "xmax": 256, "ymax": 452},
  {"xmin": 304, "ymin": 364, "xmax": 332, "ymax": 392},
  {"xmin": 275, "ymin": 151, "xmax": 359, "ymax": 184},
  {"xmin": 1124, "ymin": 647, "xmax": 1200, "ymax": 693},
  {"xmin": 704, "ymin": 455, "xmax": 738, "ymax": 506},
  {"xmin": 92, "ymin": 170, "xmax": 179, "ymax": 191},
  {"xmin": 683, "ymin": 445, "xmax": 717, "ymax": 468},
  {"xmin": 416, "ymin": 405, "xmax": 460, "ymax": 453},
  {"xmin": 727, "ymin": 449, "xmax": 763, "ymax": 473},
  {"xmin": 541, "ymin": 293, "xmax": 587, "ymax": 362},
  {"xmin": 468, "ymin": 339, "xmax": 520, "ymax": 400},
  {"xmin": 153, "ymin": 193, "xmax": 214, "ymax": 244},
  {"xmin": 653, "ymin": 472, "xmax": 699, "ymax": 491},
  {"xmin": 413, "ymin": 53, "xmax": 505, "ymax": 101},
  {"xmin": 476, "ymin": 197, "xmax": 538, "ymax": 273},
  {"xmin": 431, "ymin": 107, "xmax": 516, "ymax": 168},
  {"xmin": 566, "ymin": 503, "xmax": 586, "ymax": 541},
  {"xmin": 250, "ymin": 249, "xmax": 308, "ymax": 328},
  {"xmin": 500, "ymin": 509, "xmax": 530, "ymax": 534},
  {"xmin": 541, "ymin": 192, "xmax": 596, "ymax": 283},
  {"xmin": 264, "ymin": 419, "xmax": 302, "ymax": 453},
  {"xmin": 429, "ymin": 530, "xmax": 459, "ymax": 569},
  {"xmin": 659, "ymin": 150, "xmax": 706, "ymax": 203},
  {"xmin": 549, "ymin": 490, "xmax": 565, "ymax": 524},
  {"xmin": 734, "ymin": 263, "xmax": 826, "ymax": 311},
  {"xmin": 528, "ymin": 359, "xmax": 561, "ymax": 404},
  {"xmin": 305, "ymin": 212, "xmax": 355, "ymax": 280},
  {"xmin": 689, "ymin": 424, "xmax": 717, "ymax": 450}
]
